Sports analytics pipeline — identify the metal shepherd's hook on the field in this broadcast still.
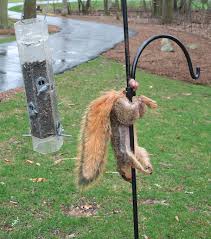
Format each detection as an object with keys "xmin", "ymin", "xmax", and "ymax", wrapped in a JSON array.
[
  {"xmin": 131, "ymin": 34, "xmax": 200, "ymax": 80},
  {"xmin": 120, "ymin": 1, "xmax": 200, "ymax": 239}
]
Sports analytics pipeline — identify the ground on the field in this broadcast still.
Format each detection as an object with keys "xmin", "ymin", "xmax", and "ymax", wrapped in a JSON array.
[
  {"xmin": 1, "ymin": 14, "xmax": 210, "ymax": 100},
  {"xmin": 0, "ymin": 57, "xmax": 210, "ymax": 239},
  {"xmin": 0, "ymin": 5, "xmax": 211, "ymax": 239},
  {"xmin": 69, "ymin": 14, "xmax": 211, "ymax": 86}
]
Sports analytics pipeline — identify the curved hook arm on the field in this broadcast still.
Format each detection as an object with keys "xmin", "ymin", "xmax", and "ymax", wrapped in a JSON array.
[{"xmin": 130, "ymin": 34, "xmax": 200, "ymax": 81}]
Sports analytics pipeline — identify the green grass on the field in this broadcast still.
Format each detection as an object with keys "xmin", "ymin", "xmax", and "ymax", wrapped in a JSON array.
[
  {"xmin": 8, "ymin": 0, "xmax": 23, "ymax": 2},
  {"xmin": 0, "ymin": 57, "xmax": 210, "ymax": 238},
  {"xmin": 0, "ymin": 36, "xmax": 16, "ymax": 44},
  {"xmin": 8, "ymin": 0, "xmax": 45, "ymax": 2}
]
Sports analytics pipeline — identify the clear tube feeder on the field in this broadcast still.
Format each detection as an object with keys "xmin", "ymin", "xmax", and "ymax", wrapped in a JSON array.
[{"xmin": 15, "ymin": 18, "xmax": 63, "ymax": 154}]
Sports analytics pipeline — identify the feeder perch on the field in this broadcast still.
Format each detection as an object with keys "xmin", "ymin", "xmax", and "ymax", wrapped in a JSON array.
[{"xmin": 15, "ymin": 18, "xmax": 63, "ymax": 154}]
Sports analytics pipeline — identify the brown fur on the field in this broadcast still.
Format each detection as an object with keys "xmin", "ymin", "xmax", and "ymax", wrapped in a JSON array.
[
  {"xmin": 110, "ymin": 95, "xmax": 157, "ymax": 182},
  {"xmin": 76, "ymin": 90, "xmax": 157, "ymax": 187},
  {"xmin": 77, "ymin": 90, "xmax": 124, "ymax": 186}
]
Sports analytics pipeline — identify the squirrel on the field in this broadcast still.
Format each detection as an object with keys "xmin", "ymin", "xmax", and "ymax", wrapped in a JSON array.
[{"xmin": 76, "ymin": 80, "xmax": 157, "ymax": 187}]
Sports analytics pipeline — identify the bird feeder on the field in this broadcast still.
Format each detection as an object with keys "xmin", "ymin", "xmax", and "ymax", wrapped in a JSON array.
[{"xmin": 15, "ymin": 18, "xmax": 63, "ymax": 154}]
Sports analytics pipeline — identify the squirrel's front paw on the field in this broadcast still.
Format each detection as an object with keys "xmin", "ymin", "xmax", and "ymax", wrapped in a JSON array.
[
  {"xmin": 144, "ymin": 165, "xmax": 153, "ymax": 175},
  {"xmin": 140, "ymin": 95, "xmax": 158, "ymax": 109}
]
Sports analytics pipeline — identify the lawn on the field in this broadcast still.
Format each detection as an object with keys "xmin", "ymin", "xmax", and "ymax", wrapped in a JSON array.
[
  {"xmin": 0, "ymin": 36, "xmax": 16, "ymax": 44},
  {"xmin": 0, "ymin": 57, "xmax": 210, "ymax": 239}
]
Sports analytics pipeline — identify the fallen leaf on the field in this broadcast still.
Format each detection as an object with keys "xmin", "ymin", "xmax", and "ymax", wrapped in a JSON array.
[
  {"xmin": 112, "ymin": 209, "xmax": 121, "ymax": 214},
  {"xmin": 9, "ymin": 200, "xmax": 18, "ymax": 205},
  {"xmin": 68, "ymin": 103, "xmax": 76, "ymax": 107},
  {"xmin": 54, "ymin": 159, "xmax": 64, "ymax": 165},
  {"xmin": 83, "ymin": 204, "xmax": 92, "ymax": 210},
  {"xmin": 182, "ymin": 93, "xmax": 192, "ymax": 96},
  {"xmin": 66, "ymin": 233, "xmax": 76, "ymax": 238},
  {"xmin": 31, "ymin": 178, "xmax": 47, "ymax": 183},
  {"xmin": 143, "ymin": 235, "xmax": 150, "ymax": 239},
  {"xmin": 25, "ymin": 160, "xmax": 34, "ymax": 164},
  {"xmin": 175, "ymin": 215, "xmax": 179, "ymax": 222},
  {"xmin": 185, "ymin": 191, "xmax": 194, "ymax": 194},
  {"xmin": 162, "ymin": 96, "xmax": 171, "ymax": 99},
  {"xmin": 4, "ymin": 159, "xmax": 12, "ymax": 163},
  {"xmin": 154, "ymin": 183, "xmax": 162, "ymax": 188},
  {"xmin": 36, "ymin": 163, "xmax": 41, "ymax": 166},
  {"xmin": 188, "ymin": 207, "xmax": 198, "ymax": 212},
  {"xmin": 61, "ymin": 203, "xmax": 99, "ymax": 217}
]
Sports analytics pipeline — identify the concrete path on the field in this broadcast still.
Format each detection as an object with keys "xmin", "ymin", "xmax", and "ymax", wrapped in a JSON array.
[{"xmin": 0, "ymin": 1, "xmax": 127, "ymax": 92}]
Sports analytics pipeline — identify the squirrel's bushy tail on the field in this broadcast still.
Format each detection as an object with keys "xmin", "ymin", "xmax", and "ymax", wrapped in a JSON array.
[{"xmin": 77, "ymin": 90, "xmax": 123, "ymax": 187}]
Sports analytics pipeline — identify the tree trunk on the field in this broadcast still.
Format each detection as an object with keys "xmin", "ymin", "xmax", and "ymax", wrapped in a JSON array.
[
  {"xmin": 104, "ymin": 0, "xmax": 109, "ymax": 15},
  {"xmin": 179, "ymin": 0, "xmax": 192, "ymax": 21},
  {"xmin": 152, "ymin": 0, "xmax": 158, "ymax": 16},
  {"xmin": 115, "ymin": 0, "xmax": 120, "ymax": 20},
  {"xmin": 173, "ymin": 0, "xmax": 177, "ymax": 11},
  {"xmin": 62, "ymin": 0, "xmax": 68, "ymax": 16},
  {"xmin": 78, "ymin": 0, "xmax": 91, "ymax": 14},
  {"xmin": 78, "ymin": 0, "xmax": 81, "ymax": 13},
  {"xmin": 152, "ymin": 0, "xmax": 162, "ymax": 17},
  {"xmin": 179, "ymin": 0, "xmax": 191, "ymax": 14},
  {"xmin": 85, "ymin": 0, "xmax": 91, "ymax": 13},
  {"xmin": 161, "ymin": 0, "xmax": 173, "ymax": 24},
  {"xmin": 23, "ymin": 0, "xmax": 37, "ymax": 19},
  {"xmin": 0, "ymin": 0, "xmax": 8, "ymax": 29},
  {"xmin": 143, "ymin": 0, "xmax": 147, "ymax": 11}
]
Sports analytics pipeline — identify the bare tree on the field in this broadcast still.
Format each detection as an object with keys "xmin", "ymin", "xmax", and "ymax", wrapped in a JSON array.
[
  {"xmin": 143, "ymin": 0, "xmax": 147, "ymax": 11},
  {"xmin": 23, "ymin": 0, "xmax": 37, "ymax": 19},
  {"xmin": 62, "ymin": 0, "xmax": 68, "ymax": 16},
  {"xmin": 173, "ymin": 0, "xmax": 178, "ymax": 11},
  {"xmin": 115, "ymin": 0, "xmax": 120, "ymax": 19},
  {"xmin": 104, "ymin": 0, "xmax": 109, "ymax": 15},
  {"xmin": 78, "ymin": 0, "xmax": 91, "ymax": 14},
  {"xmin": 179, "ymin": 0, "xmax": 191, "ymax": 14},
  {"xmin": 0, "ymin": 0, "xmax": 8, "ymax": 28},
  {"xmin": 152, "ymin": 0, "xmax": 162, "ymax": 16},
  {"xmin": 161, "ymin": 0, "xmax": 173, "ymax": 24}
]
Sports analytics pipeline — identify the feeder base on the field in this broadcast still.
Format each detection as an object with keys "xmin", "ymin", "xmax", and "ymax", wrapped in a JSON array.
[{"xmin": 32, "ymin": 135, "xmax": 63, "ymax": 154}]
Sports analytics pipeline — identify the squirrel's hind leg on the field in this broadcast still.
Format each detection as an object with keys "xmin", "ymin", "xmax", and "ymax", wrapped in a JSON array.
[
  {"xmin": 135, "ymin": 146, "xmax": 153, "ymax": 174},
  {"xmin": 126, "ymin": 149, "xmax": 151, "ymax": 175},
  {"xmin": 117, "ymin": 147, "xmax": 152, "ymax": 182}
]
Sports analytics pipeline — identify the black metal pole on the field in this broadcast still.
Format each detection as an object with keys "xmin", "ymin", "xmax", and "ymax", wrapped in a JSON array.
[
  {"xmin": 121, "ymin": 0, "xmax": 139, "ymax": 238},
  {"xmin": 121, "ymin": 0, "xmax": 131, "ymax": 86}
]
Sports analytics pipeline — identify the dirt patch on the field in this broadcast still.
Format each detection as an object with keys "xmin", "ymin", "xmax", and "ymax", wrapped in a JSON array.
[
  {"xmin": 0, "ymin": 224, "xmax": 14, "ymax": 232},
  {"xmin": 140, "ymin": 199, "xmax": 169, "ymax": 206},
  {"xmin": 68, "ymin": 15, "xmax": 211, "ymax": 85},
  {"xmin": 0, "ymin": 88, "xmax": 24, "ymax": 102},
  {"xmin": 52, "ymin": 229, "xmax": 78, "ymax": 239},
  {"xmin": 61, "ymin": 201, "xmax": 100, "ymax": 217}
]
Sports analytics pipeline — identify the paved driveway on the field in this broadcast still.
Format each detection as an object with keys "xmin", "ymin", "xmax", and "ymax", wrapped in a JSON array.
[{"xmin": 0, "ymin": 1, "xmax": 128, "ymax": 92}]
